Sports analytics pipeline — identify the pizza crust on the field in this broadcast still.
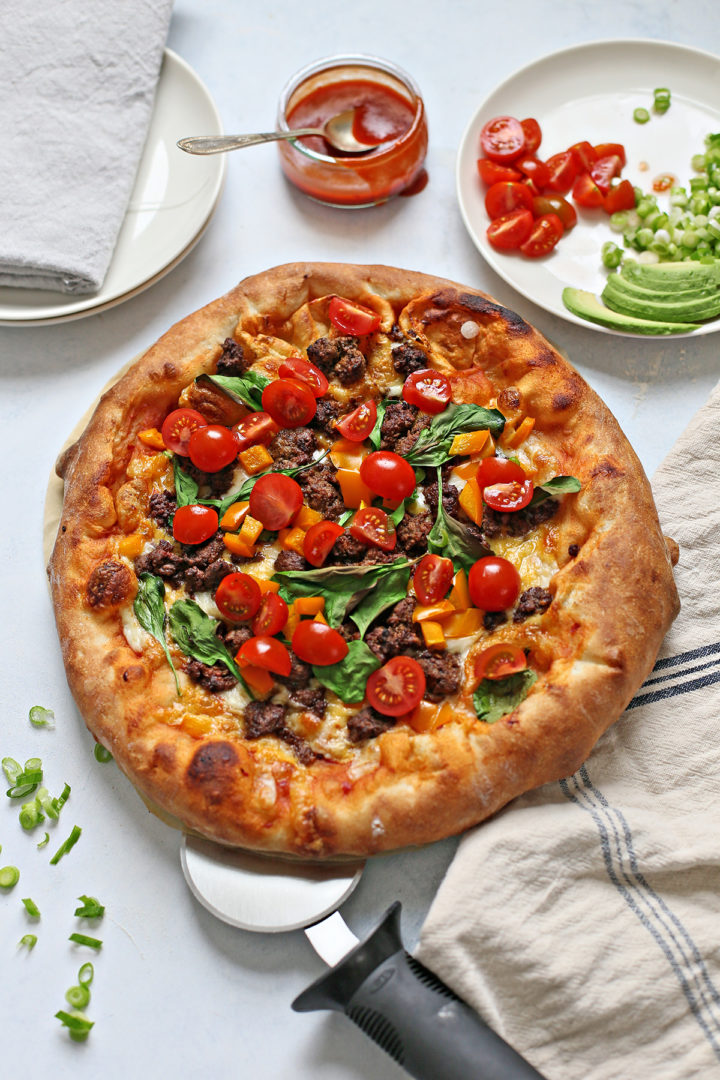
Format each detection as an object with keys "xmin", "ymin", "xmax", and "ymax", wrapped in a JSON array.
[{"xmin": 48, "ymin": 263, "xmax": 679, "ymax": 856}]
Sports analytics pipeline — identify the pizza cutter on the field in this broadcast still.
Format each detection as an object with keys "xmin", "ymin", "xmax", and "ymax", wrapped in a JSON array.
[{"xmin": 181, "ymin": 834, "xmax": 546, "ymax": 1079}]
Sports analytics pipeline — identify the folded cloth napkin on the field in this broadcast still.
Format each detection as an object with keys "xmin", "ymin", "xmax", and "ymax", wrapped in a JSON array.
[
  {"xmin": 0, "ymin": 0, "xmax": 173, "ymax": 294},
  {"xmin": 416, "ymin": 382, "xmax": 720, "ymax": 1080}
]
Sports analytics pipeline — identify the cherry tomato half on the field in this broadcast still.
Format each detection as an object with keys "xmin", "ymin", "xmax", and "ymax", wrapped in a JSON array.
[
  {"xmin": 304, "ymin": 520, "xmax": 344, "ymax": 567},
  {"xmin": 413, "ymin": 554, "xmax": 454, "ymax": 606},
  {"xmin": 336, "ymin": 400, "xmax": 377, "ymax": 442},
  {"xmin": 474, "ymin": 642, "xmax": 527, "ymax": 682},
  {"xmin": 279, "ymin": 357, "xmax": 329, "ymax": 398},
  {"xmin": 603, "ymin": 179, "xmax": 636, "ymax": 214},
  {"xmin": 237, "ymin": 635, "xmax": 292, "ymax": 676},
  {"xmin": 475, "ymin": 456, "xmax": 527, "ymax": 491},
  {"xmin": 477, "ymin": 158, "xmax": 522, "ymax": 186},
  {"xmin": 480, "ymin": 116, "xmax": 526, "ymax": 164},
  {"xmin": 568, "ymin": 141, "xmax": 598, "ymax": 173},
  {"xmin": 328, "ymin": 296, "xmax": 381, "ymax": 336},
  {"xmin": 172, "ymin": 504, "xmax": 218, "ymax": 546},
  {"xmin": 292, "ymin": 620, "xmax": 349, "ymax": 666},
  {"xmin": 572, "ymin": 172, "xmax": 604, "ymax": 209},
  {"xmin": 590, "ymin": 154, "xmax": 623, "ymax": 196},
  {"xmin": 161, "ymin": 408, "xmax": 208, "ymax": 456},
  {"xmin": 515, "ymin": 156, "xmax": 550, "ymax": 189},
  {"xmin": 519, "ymin": 213, "xmax": 564, "ymax": 258},
  {"xmin": 486, "ymin": 209, "xmax": 534, "ymax": 251},
  {"xmin": 249, "ymin": 473, "xmax": 304, "ymax": 531},
  {"xmin": 233, "ymin": 411, "xmax": 279, "ymax": 451},
  {"xmin": 532, "ymin": 194, "xmax": 577, "ymax": 231},
  {"xmin": 594, "ymin": 142, "xmax": 626, "ymax": 167},
  {"xmin": 360, "ymin": 451, "xmax": 417, "ymax": 502},
  {"xmin": 251, "ymin": 592, "xmax": 289, "ymax": 637},
  {"xmin": 215, "ymin": 572, "xmax": 262, "ymax": 622},
  {"xmin": 543, "ymin": 151, "xmax": 577, "ymax": 195},
  {"xmin": 520, "ymin": 118, "xmax": 542, "ymax": 155},
  {"xmin": 366, "ymin": 656, "xmax": 426, "ymax": 717},
  {"xmin": 401, "ymin": 369, "xmax": 452, "ymax": 415},
  {"xmin": 262, "ymin": 378, "xmax": 317, "ymax": 428},
  {"xmin": 349, "ymin": 507, "xmax": 397, "ymax": 551},
  {"xmin": 482, "ymin": 477, "xmax": 534, "ymax": 512},
  {"xmin": 485, "ymin": 180, "xmax": 534, "ymax": 220},
  {"xmin": 468, "ymin": 556, "xmax": 521, "ymax": 611},
  {"xmin": 187, "ymin": 424, "xmax": 239, "ymax": 472}
]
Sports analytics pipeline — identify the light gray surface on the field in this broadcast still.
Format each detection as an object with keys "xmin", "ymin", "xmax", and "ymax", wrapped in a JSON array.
[{"xmin": 1, "ymin": 2, "xmax": 718, "ymax": 1077}]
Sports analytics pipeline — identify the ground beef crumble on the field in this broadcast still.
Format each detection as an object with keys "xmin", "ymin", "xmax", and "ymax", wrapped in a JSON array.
[
  {"xmin": 216, "ymin": 337, "xmax": 249, "ymax": 376},
  {"xmin": 306, "ymin": 335, "xmax": 366, "ymax": 386},
  {"xmin": 513, "ymin": 586, "xmax": 552, "ymax": 622}
]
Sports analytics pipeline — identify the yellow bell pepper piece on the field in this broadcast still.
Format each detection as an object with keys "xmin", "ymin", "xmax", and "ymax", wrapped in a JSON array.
[
  {"xmin": 117, "ymin": 533, "xmax": 145, "ymax": 559},
  {"xmin": 239, "ymin": 444, "xmax": 274, "ymax": 475},
  {"xmin": 404, "ymin": 700, "xmax": 441, "ymax": 733},
  {"xmin": 337, "ymin": 469, "xmax": 375, "ymax": 509},
  {"xmin": 502, "ymin": 416, "xmax": 535, "ymax": 448},
  {"xmin": 421, "ymin": 620, "xmax": 446, "ymax": 650},
  {"xmin": 137, "ymin": 427, "xmax": 166, "ymax": 451},
  {"xmin": 443, "ymin": 609, "xmax": 484, "ymax": 638},
  {"xmin": 293, "ymin": 505, "xmax": 324, "ymax": 530},
  {"xmin": 238, "ymin": 514, "xmax": 264, "ymax": 546},
  {"xmin": 458, "ymin": 477, "xmax": 484, "ymax": 526},
  {"xmin": 278, "ymin": 526, "xmax": 306, "ymax": 556},
  {"xmin": 330, "ymin": 438, "xmax": 367, "ymax": 470},
  {"xmin": 449, "ymin": 429, "xmax": 491, "ymax": 457},
  {"xmin": 412, "ymin": 600, "xmax": 456, "ymax": 622},
  {"xmin": 223, "ymin": 533, "xmax": 256, "ymax": 558},
  {"xmin": 448, "ymin": 569, "xmax": 471, "ymax": 611},
  {"xmin": 220, "ymin": 501, "xmax": 250, "ymax": 531},
  {"xmin": 294, "ymin": 596, "xmax": 325, "ymax": 617}
]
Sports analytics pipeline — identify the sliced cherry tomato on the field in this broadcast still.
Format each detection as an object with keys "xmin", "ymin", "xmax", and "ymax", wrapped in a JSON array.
[
  {"xmin": 172, "ymin": 504, "xmax": 218, "ymax": 545},
  {"xmin": 336, "ymin": 400, "xmax": 377, "ymax": 442},
  {"xmin": 532, "ymin": 194, "xmax": 577, "ymax": 230},
  {"xmin": 480, "ymin": 116, "xmax": 526, "ymax": 164},
  {"xmin": 187, "ymin": 424, "xmax": 239, "ymax": 472},
  {"xmin": 328, "ymin": 296, "xmax": 381, "ymax": 336},
  {"xmin": 515, "ymin": 156, "xmax": 550, "ymax": 189},
  {"xmin": 468, "ymin": 556, "xmax": 521, "ymax": 611},
  {"xmin": 304, "ymin": 520, "xmax": 344, "ymax": 567},
  {"xmin": 366, "ymin": 656, "xmax": 426, "ymax": 717},
  {"xmin": 603, "ymin": 178, "xmax": 636, "ymax": 214},
  {"xmin": 589, "ymin": 154, "xmax": 623, "ymax": 196},
  {"xmin": 249, "ymin": 473, "xmax": 304, "ymax": 530},
  {"xmin": 568, "ymin": 141, "xmax": 598, "ymax": 172},
  {"xmin": 483, "ymin": 477, "xmax": 534, "ymax": 512},
  {"xmin": 237, "ymin": 635, "xmax": 292, "ymax": 676},
  {"xmin": 262, "ymin": 378, "xmax": 317, "ymax": 428},
  {"xmin": 161, "ymin": 408, "xmax": 208, "ymax": 456},
  {"xmin": 233, "ymin": 411, "xmax": 279, "ymax": 451},
  {"xmin": 484, "ymin": 180, "xmax": 534, "ymax": 219},
  {"xmin": 360, "ymin": 451, "xmax": 417, "ymax": 501},
  {"xmin": 572, "ymin": 172, "xmax": 605, "ymax": 208},
  {"xmin": 413, "ymin": 554, "xmax": 454, "ymax": 606},
  {"xmin": 543, "ymin": 151, "xmax": 577, "ymax": 195},
  {"xmin": 292, "ymin": 620, "xmax": 349, "ymax": 666},
  {"xmin": 475, "ymin": 456, "xmax": 526, "ymax": 491},
  {"xmin": 594, "ymin": 142, "xmax": 626, "ymax": 167},
  {"xmin": 349, "ymin": 506, "xmax": 397, "ymax": 551},
  {"xmin": 279, "ymin": 357, "xmax": 329, "ymax": 398},
  {"xmin": 215, "ymin": 572, "xmax": 262, "ymax": 622},
  {"xmin": 401, "ymin": 369, "xmax": 452, "ymax": 415},
  {"xmin": 520, "ymin": 118, "xmax": 542, "ymax": 155},
  {"xmin": 486, "ymin": 209, "xmax": 534, "ymax": 251},
  {"xmin": 476, "ymin": 158, "xmax": 522, "ymax": 185},
  {"xmin": 474, "ymin": 642, "xmax": 527, "ymax": 682},
  {"xmin": 251, "ymin": 592, "xmax": 289, "ymax": 637},
  {"xmin": 519, "ymin": 213, "xmax": 564, "ymax": 257}
]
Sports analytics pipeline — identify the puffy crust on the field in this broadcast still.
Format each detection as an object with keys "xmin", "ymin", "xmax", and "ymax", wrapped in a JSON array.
[{"xmin": 48, "ymin": 263, "xmax": 679, "ymax": 857}]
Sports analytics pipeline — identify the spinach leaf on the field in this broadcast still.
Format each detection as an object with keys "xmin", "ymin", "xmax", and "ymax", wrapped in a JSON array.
[
  {"xmin": 349, "ymin": 559, "xmax": 413, "ymax": 638},
  {"xmin": 133, "ymin": 574, "xmax": 180, "ymax": 695},
  {"xmin": 368, "ymin": 399, "xmax": 388, "ymax": 451},
  {"xmin": 529, "ymin": 475, "xmax": 582, "ymax": 507},
  {"xmin": 173, "ymin": 460, "xmax": 200, "ymax": 509},
  {"xmin": 389, "ymin": 499, "xmax": 407, "ymax": 527},
  {"xmin": 473, "ymin": 669, "xmax": 538, "ymax": 724},
  {"xmin": 426, "ymin": 468, "xmax": 490, "ymax": 572},
  {"xmin": 312, "ymin": 640, "xmax": 381, "ymax": 703},
  {"xmin": 199, "ymin": 370, "xmax": 271, "ymax": 411},
  {"xmin": 274, "ymin": 557, "xmax": 412, "ymax": 630},
  {"xmin": 167, "ymin": 599, "xmax": 252, "ymax": 697},
  {"xmin": 407, "ymin": 403, "xmax": 506, "ymax": 469}
]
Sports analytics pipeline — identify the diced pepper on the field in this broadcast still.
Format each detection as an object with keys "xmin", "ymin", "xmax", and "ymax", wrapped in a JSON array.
[
  {"xmin": 278, "ymin": 526, "xmax": 306, "ymax": 556},
  {"xmin": 443, "ymin": 609, "xmax": 484, "ymax": 638},
  {"xmin": 436, "ymin": 702, "xmax": 459, "ymax": 727},
  {"xmin": 236, "ymin": 658, "xmax": 275, "ymax": 696},
  {"xmin": 313, "ymin": 611, "xmax": 328, "ymax": 625},
  {"xmin": 451, "ymin": 459, "xmax": 481, "ymax": 481},
  {"xmin": 117, "ymin": 533, "xmax": 145, "ymax": 559},
  {"xmin": 239, "ymin": 445, "xmax": 274, "ymax": 475},
  {"xmin": 448, "ymin": 569, "xmax": 471, "ymax": 611},
  {"xmin": 294, "ymin": 596, "xmax": 325, "ymax": 617},
  {"xmin": 458, "ymin": 477, "xmax": 483, "ymax": 525},
  {"xmin": 502, "ymin": 416, "xmax": 535, "ymax": 449},
  {"xmin": 283, "ymin": 603, "xmax": 301, "ymax": 640},
  {"xmin": 421, "ymin": 621, "xmax": 446, "ymax": 650},
  {"xmin": 238, "ymin": 514, "xmax": 264, "ymax": 546},
  {"xmin": 330, "ymin": 438, "xmax": 367, "ymax": 470},
  {"xmin": 137, "ymin": 427, "xmax": 166, "ymax": 450},
  {"xmin": 256, "ymin": 579, "xmax": 280, "ymax": 594},
  {"xmin": 449, "ymin": 429, "xmax": 491, "ymax": 457},
  {"xmin": 293, "ymin": 505, "xmax": 324, "ymax": 530},
  {"xmin": 337, "ymin": 469, "xmax": 375, "ymax": 509},
  {"xmin": 223, "ymin": 533, "xmax": 256, "ymax": 558},
  {"xmin": 404, "ymin": 700, "xmax": 441, "ymax": 733},
  {"xmin": 412, "ymin": 600, "xmax": 457, "ymax": 623},
  {"xmin": 220, "ymin": 501, "xmax": 250, "ymax": 531}
]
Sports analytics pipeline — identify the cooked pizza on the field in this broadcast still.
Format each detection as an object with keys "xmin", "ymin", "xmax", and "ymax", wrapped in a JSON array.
[{"xmin": 48, "ymin": 262, "xmax": 679, "ymax": 856}]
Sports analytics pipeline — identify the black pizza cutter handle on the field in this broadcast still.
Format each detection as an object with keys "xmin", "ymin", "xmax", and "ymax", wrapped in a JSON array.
[{"xmin": 293, "ymin": 902, "xmax": 546, "ymax": 1080}]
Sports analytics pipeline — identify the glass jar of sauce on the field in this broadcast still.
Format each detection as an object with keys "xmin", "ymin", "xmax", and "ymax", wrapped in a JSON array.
[{"xmin": 276, "ymin": 54, "xmax": 428, "ymax": 208}]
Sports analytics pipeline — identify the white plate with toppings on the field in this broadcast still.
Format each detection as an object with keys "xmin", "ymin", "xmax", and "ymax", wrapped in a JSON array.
[
  {"xmin": 456, "ymin": 38, "xmax": 720, "ymax": 337},
  {"xmin": 0, "ymin": 50, "xmax": 226, "ymax": 327}
]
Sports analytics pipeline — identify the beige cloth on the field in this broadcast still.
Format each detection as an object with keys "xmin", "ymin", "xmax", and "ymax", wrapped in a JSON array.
[{"xmin": 417, "ymin": 383, "xmax": 720, "ymax": 1079}]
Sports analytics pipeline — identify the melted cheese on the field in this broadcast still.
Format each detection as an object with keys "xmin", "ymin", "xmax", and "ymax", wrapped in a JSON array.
[
  {"xmin": 490, "ymin": 529, "xmax": 558, "ymax": 589},
  {"xmin": 120, "ymin": 605, "xmax": 152, "ymax": 654}
]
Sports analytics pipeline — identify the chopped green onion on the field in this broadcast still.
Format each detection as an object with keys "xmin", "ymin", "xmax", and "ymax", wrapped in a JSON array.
[
  {"xmin": 65, "ymin": 984, "xmax": 91, "ymax": 1009},
  {"xmin": 634, "ymin": 107, "xmax": 650, "ymax": 124},
  {"xmin": 19, "ymin": 800, "xmax": 43, "ymax": 830},
  {"xmin": 52, "ymin": 782, "xmax": 71, "ymax": 813},
  {"xmin": 37, "ymin": 832, "xmax": 50, "ymax": 849},
  {"xmin": 0, "ymin": 865, "xmax": 20, "ymax": 888},
  {"xmin": 21, "ymin": 897, "xmax": 41, "ymax": 918},
  {"xmin": 78, "ymin": 962, "xmax": 95, "ymax": 987},
  {"xmin": 2, "ymin": 757, "xmax": 21, "ymax": 784},
  {"xmin": 7, "ymin": 781, "xmax": 39, "ymax": 800},
  {"xmin": 601, "ymin": 241, "xmax": 623, "ymax": 268},
  {"xmin": 74, "ymin": 895, "xmax": 105, "ymax": 919},
  {"xmin": 68, "ymin": 933, "xmax": 102, "ymax": 950},
  {"xmin": 55, "ymin": 1010, "xmax": 94, "ymax": 1041},
  {"xmin": 49, "ymin": 824, "xmax": 82, "ymax": 865},
  {"xmin": 93, "ymin": 744, "xmax": 113, "ymax": 763},
  {"xmin": 653, "ymin": 87, "xmax": 671, "ymax": 114},
  {"xmin": 29, "ymin": 706, "xmax": 55, "ymax": 729},
  {"xmin": 19, "ymin": 934, "xmax": 37, "ymax": 950}
]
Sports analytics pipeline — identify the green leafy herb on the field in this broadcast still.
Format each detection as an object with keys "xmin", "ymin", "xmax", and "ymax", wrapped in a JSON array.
[
  {"xmin": 406, "ymin": 403, "xmax": 506, "ymax": 469},
  {"xmin": 93, "ymin": 745, "xmax": 113, "ymax": 763},
  {"xmin": 55, "ymin": 1009, "xmax": 94, "ymax": 1041},
  {"xmin": 74, "ymin": 895, "xmax": 105, "ymax": 919},
  {"xmin": 368, "ymin": 398, "xmax": 388, "ymax": 451},
  {"xmin": 312, "ymin": 640, "xmax": 381, "ymax": 703},
  {"xmin": 388, "ymin": 499, "xmax": 407, "ymax": 527},
  {"xmin": 134, "ymin": 573, "xmax": 181, "ymax": 695},
  {"xmin": 426, "ymin": 468, "xmax": 490, "ymax": 572},
  {"xmin": 172, "ymin": 458, "xmax": 200, "ymax": 508},
  {"xmin": 50, "ymin": 825, "xmax": 82, "ymax": 865},
  {"xmin": 473, "ymin": 670, "xmax": 538, "ymax": 724},
  {"xmin": 167, "ymin": 600, "xmax": 251, "ymax": 695},
  {"xmin": 274, "ymin": 558, "xmax": 412, "ymax": 631},
  {"xmin": 0, "ymin": 865, "xmax": 20, "ymax": 888},
  {"xmin": 528, "ymin": 475, "xmax": 582, "ymax": 507},
  {"xmin": 199, "ymin": 370, "xmax": 271, "ymax": 411},
  {"xmin": 349, "ymin": 560, "xmax": 414, "ymax": 639},
  {"xmin": 21, "ymin": 897, "xmax": 41, "ymax": 918},
  {"xmin": 19, "ymin": 934, "xmax": 37, "ymax": 950},
  {"xmin": 29, "ymin": 706, "xmax": 55, "ymax": 729}
]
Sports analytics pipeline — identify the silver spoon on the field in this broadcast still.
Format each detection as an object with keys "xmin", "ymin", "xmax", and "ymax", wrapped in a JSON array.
[{"xmin": 177, "ymin": 108, "xmax": 380, "ymax": 156}]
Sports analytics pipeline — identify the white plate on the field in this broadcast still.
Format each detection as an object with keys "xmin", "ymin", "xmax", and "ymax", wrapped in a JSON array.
[
  {"xmin": 0, "ymin": 50, "xmax": 226, "ymax": 326},
  {"xmin": 456, "ymin": 39, "xmax": 720, "ymax": 338}
]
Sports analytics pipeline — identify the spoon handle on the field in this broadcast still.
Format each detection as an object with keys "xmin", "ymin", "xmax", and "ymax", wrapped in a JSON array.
[{"xmin": 176, "ymin": 129, "xmax": 321, "ymax": 154}]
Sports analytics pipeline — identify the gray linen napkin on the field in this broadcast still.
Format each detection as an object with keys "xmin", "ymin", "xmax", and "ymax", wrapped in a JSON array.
[
  {"xmin": 416, "ymin": 382, "xmax": 720, "ymax": 1079},
  {"xmin": 0, "ymin": 0, "xmax": 173, "ymax": 294}
]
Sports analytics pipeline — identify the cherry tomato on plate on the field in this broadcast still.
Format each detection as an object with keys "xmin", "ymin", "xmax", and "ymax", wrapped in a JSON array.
[
  {"xmin": 215, "ymin": 572, "xmax": 262, "ymax": 622},
  {"xmin": 360, "ymin": 451, "xmax": 417, "ymax": 501},
  {"xmin": 304, "ymin": 520, "xmax": 344, "ymax": 567},
  {"xmin": 480, "ymin": 116, "xmax": 526, "ymax": 163},
  {"xmin": 468, "ymin": 556, "xmax": 521, "ymax": 611},
  {"xmin": 161, "ymin": 408, "xmax": 208, "ymax": 456},
  {"xmin": 589, "ymin": 154, "xmax": 623, "ymax": 196},
  {"xmin": 292, "ymin": 621, "xmax": 349, "ymax": 666},
  {"xmin": 413, "ymin": 554, "xmax": 454, "ymax": 606},
  {"xmin": 474, "ymin": 642, "xmax": 527, "ymax": 682},
  {"xmin": 475, "ymin": 456, "xmax": 527, "ymax": 491},
  {"xmin": 237, "ymin": 635, "xmax": 292, "ymax": 676},
  {"xmin": 593, "ymin": 142, "xmax": 626, "ymax": 167},
  {"xmin": 349, "ymin": 507, "xmax": 397, "ymax": 551},
  {"xmin": 543, "ymin": 151, "xmax": 577, "ymax": 195},
  {"xmin": 482, "ymin": 477, "xmax": 534, "ymax": 512},
  {"xmin": 572, "ymin": 172, "xmax": 604, "ymax": 208},
  {"xmin": 328, "ymin": 296, "xmax": 381, "ymax": 336},
  {"xmin": 251, "ymin": 592, "xmax": 289, "ymax": 637},
  {"xmin": 401, "ymin": 369, "xmax": 452, "ymax": 415},
  {"xmin": 532, "ymin": 194, "xmax": 577, "ymax": 231},
  {"xmin": 336, "ymin": 400, "xmax": 377, "ymax": 442},
  {"xmin": 476, "ymin": 158, "xmax": 522, "ymax": 186},
  {"xmin": 279, "ymin": 357, "xmax": 329, "ymax": 398},
  {"xmin": 515, "ymin": 155, "xmax": 550, "ymax": 190},
  {"xmin": 366, "ymin": 656, "xmax": 426, "ymax": 717},
  {"xmin": 486, "ymin": 209, "xmax": 534, "ymax": 251},
  {"xmin": 484, "ymin": 180, "xmax": 534, "ymax": 220},
  {"xmin": 262, "ymin": 378, "xmax": 317, "ymax": 428},
  {"xmin": 187, "ymin": 424, "xmax": 239, "ymax": 472},
  {"xmin": 519, "ymin": 213, "xmax": 564, "ymax": 258},
  {"xmin": 172, "ymin": 504, "xmax": 218, "ymax": 546},
  {"xmin": 233, "ymin": 411, "xmax": 279, "ymax": 451},
  {"xmin": 249, "ymin": 473, "xmax": 304, "ymax": 531},
  {"xmin": 568, "ymin": 141, "xmax": 598, "ymax": 173},
  {"xmin": 603, "ymin": 178, "xmax": 636, "ymax": 214}
]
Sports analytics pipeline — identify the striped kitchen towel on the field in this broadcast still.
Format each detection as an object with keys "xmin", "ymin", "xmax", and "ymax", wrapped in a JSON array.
[{"xmin": 416, "ymin": 380, "xmax": 720, "ymax": 1079}]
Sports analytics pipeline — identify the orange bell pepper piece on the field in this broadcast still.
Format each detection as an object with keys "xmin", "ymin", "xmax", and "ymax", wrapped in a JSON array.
[
  {"xmin": 502, "ymin": 416, "xmax": 535, "ymax": 449},
  {"xmin": 448, "ymin": 569, "xmax": 471, "ymax": 611},
  {"xmin": 443, "ymin": 609, "xmax": 484, "ymax": 638},
  {"xmin": 293, "ymin": 505, "xmax": 323, "ymax": 530},
  {"xmin": 449, "ymin": 429, "xmax": 490, "ymax": 457},
  {"xmin": 420, "ymin": 620, "xmax": 446, "ymax": 650},
  {"xmin": 239, "ymin": 445, "xmax": 274, "ymax": 475},
  {"xmin": 223, "ymin": 533, "xmax": 256, "ymax": 558},
  {"xmin": 117, "ymin": 533, "xmax": 145, "ymax": 559},
  {"xmin": 337, "ymin": 469, "xmax": 375, "ymax": 509},
  {"xmin": 278, "ymin": 526, "xmax": 306, "ymax": 556},
  {"xmin": 137, "ymin": 427, "xmax": 166, "ymax": 451},
  {"xmin": 236, "ymin": 657, "xmax": 275, "ymax": 696},
  {"xmin": 220, "ymin": 501, "xmax": 250, "ymax": 531},
  {"xmin": 404, "ymin": 700, "xmax": 441, "ymax": 733},
  {"xmin": 458, "ymin": 477, "xmax": 483, "ymax": 526},
  {"xmin": 412, "ymin": 600, "xmax": 456, "ymax": 623},
  {"xmin": 256, "ymin": 579, "xmax": 280, "ymax": 594},
  {"xmin": 294, "ymin": 596, "xmax": 325, "ymax": 617},
  {"xmin": 330, "ymin": 438, "xmax": 366, "ymax": 470},
  {"xmin": 238, "ymin": 514, "xmax": 264, "ymax": 546}
]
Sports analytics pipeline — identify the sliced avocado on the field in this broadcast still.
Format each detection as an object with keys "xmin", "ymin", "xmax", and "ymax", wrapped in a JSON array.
[
  {"xmin": 621, "ymin": 258, "xmax": 720, "ymax": 292},
  {"xmin": 602, "ymin": 275, "xmax": 720, "ymax": 322},
  {"xmin": 562, "ymin": 287, "xmax": 701, "ymax": 335},
  {"xmin": 604, "ymin": 271, "xmax": 720, "ymax": 303}
]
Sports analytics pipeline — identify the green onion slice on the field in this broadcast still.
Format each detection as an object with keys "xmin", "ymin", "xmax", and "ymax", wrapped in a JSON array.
[
  {"xmin": 0, "ymin": 865, "xmax": 20, "ymax": 888},
  {"xmin": 93, "ymin": 744, "xmax": 113, "ymax": 763},
  {"xmin": 21, "ymin": 897, "xmax": 41, "ymax": 918},
  {"xmin": 2, "ymin": 757, "xmax": 21, "ymax": 783},
  {"xmin": 69, "ymin": 933, "xmax": 103, "ymax": 950},
  {"xmin": 55, "ymin": 1010, "xmax": 94, "ymax": 1039},
  {"xmin": 65, "ymin": 984, "xmax": 91, "ymax": 1009},
  {"xmin": 633, "ymin": 107, "xmax": 650, "ymax": 124},
  {"xmin": 50, "ymin": 824, "xmax": 82, "ymax": 865},
  {"xmin": 37, "ymin": 831, "xmax": 50, "ymax": 849},
  {"xmin": 19, "ymin": 933, "xmax": 37, "ymax": 949},
  {"xmin": 53, "ymin": 782, "xmax": 71, "ymax": 813},
  {"xmin": 29, "ymin": 705, "xmax": 55, "ymax": 728},
  {"xmin": 78, "ymin": 962, "xmax": 95, "ymax": 987},
  {"xmin": 74, "ymin": 895, "xmax": 105, "ymax": 919}
]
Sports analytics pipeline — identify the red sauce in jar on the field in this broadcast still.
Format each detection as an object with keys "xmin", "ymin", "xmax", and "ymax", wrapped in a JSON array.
[{"xmin": 288, "ymin": 79, "xmax": 415, "ymax": 156}]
